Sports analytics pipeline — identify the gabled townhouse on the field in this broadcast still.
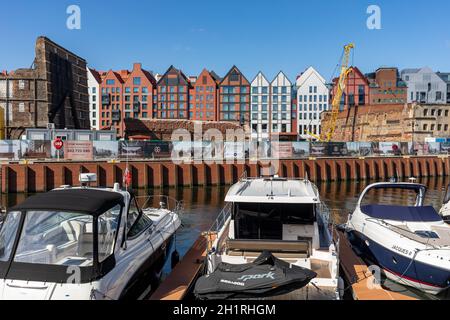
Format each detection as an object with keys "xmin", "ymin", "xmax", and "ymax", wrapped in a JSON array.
[
  {"xmin": 189, "ymin": 69, "xmax": 220, "ymax": 121},
  {"xmin": 156, "ymin": 66, "xmax": 191, "ymax": 120},
  {"xmin": 296, "ymin": 67, "xmax": 329, "ymax": 139},
  {"xmin": 219, "ymin": 66, "xmax": 250, "ymax": 123}
]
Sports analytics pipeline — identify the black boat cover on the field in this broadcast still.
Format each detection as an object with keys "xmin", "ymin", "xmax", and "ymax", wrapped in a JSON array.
[
  {"xmin": 194, "ymin": 251, "xmax": 317, "ymax": 300},
  {"xmin": 11, "ymin": 189, "xmax": 124, "ymax": 216}
]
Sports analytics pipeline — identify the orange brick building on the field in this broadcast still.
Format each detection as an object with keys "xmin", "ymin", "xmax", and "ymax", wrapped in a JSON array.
[
  {"xmin": 99, "ymin": 63, "xmax": 156, "ymax": 137},
  {"xmin": 189, "ymin": 69, "xmax": 221, "ymax": 121}
]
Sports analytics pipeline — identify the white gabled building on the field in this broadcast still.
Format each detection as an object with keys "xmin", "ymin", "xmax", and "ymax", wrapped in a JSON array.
[
  {"xmin": 250, "ymin": 72, "xmax": 271, "ymax": 141},
  {"xmin": 87, "ymin": 68, "xmax": 101, "ymax": 130},
  {"xmin": 271, "ymin": 71, "xmax": 292, "ymax": 135},
  {"xmin": 296, "ymin": 67, "xmax": 329, "ymax": 140}
]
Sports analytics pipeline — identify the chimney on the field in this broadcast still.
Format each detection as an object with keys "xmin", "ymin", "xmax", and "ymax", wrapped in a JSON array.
[{"xmin": 133, "ymin": 63, "xmax": 142, "ymax": 71}]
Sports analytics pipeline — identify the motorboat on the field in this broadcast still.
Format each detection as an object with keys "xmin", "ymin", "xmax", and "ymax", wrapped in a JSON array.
[
  {"xmin": 195, "ymin": 176, "xmax": 342, "ymax": 300},
  {"xmin": 346, "ymin": 182, "xmax": 450, "ymax": 295},
  {"xmin": 439, "ymin": 184, "xmax": 450, "ymax": 223},
  {"xmin": 0, "ymin": 173, "xmax": 181, "ymax": 300}
]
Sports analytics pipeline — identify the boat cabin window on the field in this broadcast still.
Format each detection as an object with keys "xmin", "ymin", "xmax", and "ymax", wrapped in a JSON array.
[
  {"xmin": 98, "ymin": 204, "xmax": 121, "ymax": 262},
  {"xmin": 234, "ymin": 202, "xmax": 315, "ymax": 240},
  {"xmin": 14, "ymin": 211, "xmax": 95, "ymax": 266},
  {"xmin": 126, "ymin": 197, "xmax": 141, "ymax": 234},
  {"xmin": 127, "ymin": 197, "xmax": 153, "ymax": 239},
  {"xmin": 0, "ymin": 211, "xmax": 21, "ymax": 262}
]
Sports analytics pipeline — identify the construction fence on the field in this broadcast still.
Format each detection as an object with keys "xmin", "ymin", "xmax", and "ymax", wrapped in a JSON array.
[{"xmin": 0, "ymin": 140, "xmax": 448, "ymax": 162}]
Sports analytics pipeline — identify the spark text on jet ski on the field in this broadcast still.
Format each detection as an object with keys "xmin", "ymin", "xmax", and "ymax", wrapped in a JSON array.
[{"xmin": 237, "ymin": 271, "xmax": 276, "ymax": 282}]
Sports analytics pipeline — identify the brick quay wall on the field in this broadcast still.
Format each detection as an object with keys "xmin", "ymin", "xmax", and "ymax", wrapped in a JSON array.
[{"xmin": 1, "ymin": 156, "xmax": 449, "ymax": 193}]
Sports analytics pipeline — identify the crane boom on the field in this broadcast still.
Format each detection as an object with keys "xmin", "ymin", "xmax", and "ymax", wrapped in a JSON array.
[{"xmin": 308, "ymin": 43, "xmax": 354, "ymax": 142}]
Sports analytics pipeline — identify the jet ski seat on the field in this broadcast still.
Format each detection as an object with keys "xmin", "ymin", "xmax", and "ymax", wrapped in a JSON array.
[{"xmin": 227, "ymin": 239, "xmax": 310, "ymax": 256}]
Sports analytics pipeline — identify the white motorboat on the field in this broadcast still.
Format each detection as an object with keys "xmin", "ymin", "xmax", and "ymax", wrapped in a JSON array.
[
  {"xmin": 0, "ymin": 173, "xmax": 181, "ymax": 300},
  {"xmin": 439, "ymin": 184, "xmax": 450, "ymax": 223},
  {"xmin": 196, "ymin": 176, "xmax": 342, "ymax": 300},
  {"xmin": 346, "ymin": 182, "xmax": 450, "ymax": 295}
]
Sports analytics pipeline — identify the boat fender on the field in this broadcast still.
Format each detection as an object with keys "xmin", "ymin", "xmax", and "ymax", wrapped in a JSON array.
[{"xmin": 171, "ymin": 250, "xmax": 180, "ymax": 269}]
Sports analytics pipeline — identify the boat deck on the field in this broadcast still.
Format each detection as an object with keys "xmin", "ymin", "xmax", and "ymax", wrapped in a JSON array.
[
  {"xmin": 391, "ymin": 224, "xmax": 450, "ymax": 247},
  {"xmin": 149, "ymin": 233, "xmax": 215, "ymax": 300},
  {"xmin": 335, "ymin": 228, "xmax": 417, "ymax": 300}
]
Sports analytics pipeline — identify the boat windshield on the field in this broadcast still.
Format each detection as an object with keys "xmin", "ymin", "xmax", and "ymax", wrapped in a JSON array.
[
  {"xmin": 0, "ymin": 211, "xmax": 21, "ymax": 262},
  {"xmin": 12, "ymin": 205, "xmax": 121, "ymax": 266}
]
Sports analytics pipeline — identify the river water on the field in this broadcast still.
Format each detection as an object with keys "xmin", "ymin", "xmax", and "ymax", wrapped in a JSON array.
[{"xmin": 1, "ymin": 177, "xmax": 449, "ymax": 299}]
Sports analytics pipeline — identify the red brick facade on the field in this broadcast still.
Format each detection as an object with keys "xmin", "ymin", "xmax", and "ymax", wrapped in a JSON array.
[
  {"xmin": 189, "ymin": 69, "xmax": 220, "ymax": 121},
  {"xmin": 98, "ymin": 63, "xmax": 156, "ymax": 137},
  {"xmin": 367, "ymin": 68, "xmax": 407, "ymax": 105},
  {"xmin": 331, "ymin": 67, "xmax": 370, "ymax": 110}
]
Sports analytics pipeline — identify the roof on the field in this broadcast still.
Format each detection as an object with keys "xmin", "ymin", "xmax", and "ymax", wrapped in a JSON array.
[
  {"xmin": 220, "ymin": 65, "xmax": 250, "ymax": 85},
  {"xmin": 124, "ymin": 118, "xmax": 244, "ymax": 137},
  {"xmin": 88, "ymin": 68, "xmax": 102, "ymax": 84},
  {"xmin": 437, "ymin": 72, "xmax": 450, "ymax": 83},
  {"xmin": 11, "ymin": 189, "xmax": 124, "ymax": 216},
  {"xmin": 401, "ymin": 68, "xmax": 420, "ymax": 75},
  {"xmin": 157, "ymin": 65, "xmax": 191, "ymax": 86},
  {"xmin": 225, "ymin": 178, "xmax": 320, "ymax": 204},
  {"xmin": 210, "ymin": 70, "xmax": 222, "ymax": 83},
  {"xmin": 296, "ymin": 67, "xmax": 326, "ymax": 87}
]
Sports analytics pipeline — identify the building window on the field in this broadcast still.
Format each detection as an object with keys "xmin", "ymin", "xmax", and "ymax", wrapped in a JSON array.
[
  {"xmin": 106, "ymin": 79, "xmax": 115, "ymax": 85},
  {"xmin": 133, "ymin": 77, "xmax": 141, "ymax": 85}
]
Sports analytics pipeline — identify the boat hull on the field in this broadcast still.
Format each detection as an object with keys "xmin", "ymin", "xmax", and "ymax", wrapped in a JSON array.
[{"xmin": 348, "ymin": 231, "xmax": 450, "ymax": 295}]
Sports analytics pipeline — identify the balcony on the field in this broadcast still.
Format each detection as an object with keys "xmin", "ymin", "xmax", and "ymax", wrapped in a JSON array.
[{"xmin": 112, "ymin": 110, "xmax": 121, "ymax": 121}]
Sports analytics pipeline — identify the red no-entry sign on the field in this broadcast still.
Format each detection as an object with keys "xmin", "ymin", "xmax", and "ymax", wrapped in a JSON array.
[{"xmin": 54, "ymin": 138, "xmax": 64, "ymax": 150}]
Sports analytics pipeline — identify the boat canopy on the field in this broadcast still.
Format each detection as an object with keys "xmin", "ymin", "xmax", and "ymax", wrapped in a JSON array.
[
  {"xmin": 225, "ymin": 178, "xmax": 320, "ymax": 204},
  {"xmin": 11, "ymin": 189, "xmax": 124, "ymax": 216},
  {"xmin": 361, "ymin": 205, "xmax": 442, "ymax": 222}
]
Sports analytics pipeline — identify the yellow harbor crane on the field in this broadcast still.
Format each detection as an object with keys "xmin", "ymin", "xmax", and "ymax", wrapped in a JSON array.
[{"xmin": 308, "ymin": 43, "xmax": 354, "ymax": 142}]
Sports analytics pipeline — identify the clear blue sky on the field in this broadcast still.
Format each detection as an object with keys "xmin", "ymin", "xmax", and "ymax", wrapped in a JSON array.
[{"xmin": 1, "ymin": 0, "xmax": 449, "ymax": 81}]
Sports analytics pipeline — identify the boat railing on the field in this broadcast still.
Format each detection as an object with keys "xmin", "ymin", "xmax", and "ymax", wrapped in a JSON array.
[
  {"xmin": 204, "ymin": 202, "xmax": 233, "ymax": 251},
  {"xmin": 209, "ymin": 202, "xmax": 232, "ymax": 235},
  {"xmin": 136, "ymin": 195, "xmax": 184, "ymax": 215}
]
